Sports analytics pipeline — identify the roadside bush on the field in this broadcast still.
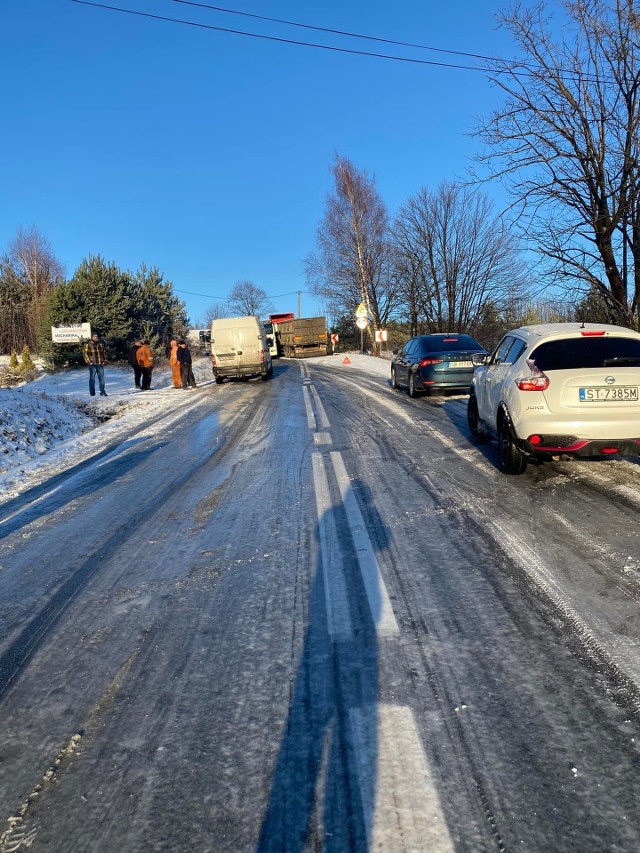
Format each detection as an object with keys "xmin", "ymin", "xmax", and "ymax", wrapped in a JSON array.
[
  {"xmin": 0, "ymin": 365, "xmax": 37, "ymax": 387},
  {"xmin": 18, "ymin": 345, "xmax": 36, "ymax": 373}
]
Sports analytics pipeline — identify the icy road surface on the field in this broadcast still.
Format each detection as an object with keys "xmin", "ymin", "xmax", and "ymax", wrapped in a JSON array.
[{"xmin": 1, "ymin": 356, "xmax": 640, "ymax": 852}]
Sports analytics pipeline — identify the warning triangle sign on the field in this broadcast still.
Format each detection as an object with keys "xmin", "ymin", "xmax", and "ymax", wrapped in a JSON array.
[{"xmin": 342, "ymin": 356, "xmax": 351, "ymax": 365}]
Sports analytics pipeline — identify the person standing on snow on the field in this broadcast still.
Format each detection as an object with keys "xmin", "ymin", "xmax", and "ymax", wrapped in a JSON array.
[
  {"xmin": 83, "ymin": 331, "xmax": 108, "ymax": 397},
  {"xmin": 169, "ymin": 338, "xmax": 181, "ymax": 389},
  {"xmin": 128, "ymin": 338, "xmax": 143, "ymax": 389},
  {"xmin": 136, "ymin": 340, "xmax": 154, "ymax": 391},
  {"xmin": 176, "ymin": 339, "xmax": 197, "ymax": 390}
]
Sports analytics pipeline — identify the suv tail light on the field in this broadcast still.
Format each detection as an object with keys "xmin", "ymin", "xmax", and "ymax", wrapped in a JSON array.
[
  {"xmin": 516, "ymin": 360, "xmax": 550, "ymax": 391},
  {"xmin": 581, "ymin": 330, "xmax": 606, "ymax": 336},
  {"xmin": 419, "ymin": 358, "xmax": 444, "ymax": 367}
]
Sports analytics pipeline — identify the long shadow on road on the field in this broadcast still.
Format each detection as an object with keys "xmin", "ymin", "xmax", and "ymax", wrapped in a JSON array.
[{"xmin": 256, "ymin": 461, "xmax": 388, "ymax": 852}]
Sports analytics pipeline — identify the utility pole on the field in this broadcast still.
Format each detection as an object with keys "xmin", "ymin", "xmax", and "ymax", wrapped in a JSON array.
[{"xmin": 297, "ymin": 290, "xmax": 302, "ymax": 318}]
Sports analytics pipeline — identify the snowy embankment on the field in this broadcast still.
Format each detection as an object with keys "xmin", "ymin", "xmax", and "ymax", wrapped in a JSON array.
[
  {"xmin": 0, "ymin": 353, "xmax": 391, "ymax": 506},
  {"xmin": 0, "ymin": 355, "xmax": 216, "ymax": 504}
]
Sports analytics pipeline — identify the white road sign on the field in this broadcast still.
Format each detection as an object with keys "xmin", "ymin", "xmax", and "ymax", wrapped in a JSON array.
[
  {"xmin": 356, "ymin": 317, "xmax": 369, "ymax": 330},
  {"xmin": 375, "ymin": 330, "xmax": 388, "ymax": 342},
  {"xmin": 51, "ymin": 323, "xmax": 92, "ymax": 343}
]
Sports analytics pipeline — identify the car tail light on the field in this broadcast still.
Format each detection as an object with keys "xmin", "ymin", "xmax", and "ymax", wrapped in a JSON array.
[
  {"xmin": 581, "ymin": 330, "xmax": 606, "ymax": 336},
  {"xmin": 419, "ymin": 358, "xmax": 444, "ymax": 367},
  {"xmin": 529, "ymin": 435, "xmax": 542, "ymax": 445},
  {"xmin": 442, "ymin": 338, "xmax": 457, "ymax": 343},
  {"xmin": 516, "ymin": 360, "xmax": 549, "ymax": 391},
  {"xmin": 601, "ymin": 448, "xmax": 619, "ymax": 454}
]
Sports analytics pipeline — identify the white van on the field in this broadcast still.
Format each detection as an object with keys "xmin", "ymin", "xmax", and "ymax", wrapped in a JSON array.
[{"xmin": 211, "ymin": 316, "xmax": 273, "ymax": 384}]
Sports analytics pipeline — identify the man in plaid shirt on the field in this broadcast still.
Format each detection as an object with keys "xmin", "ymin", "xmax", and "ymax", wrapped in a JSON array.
[{"xmin": 83, "ymin": 332, "xmax": 108, "ymax": 397}]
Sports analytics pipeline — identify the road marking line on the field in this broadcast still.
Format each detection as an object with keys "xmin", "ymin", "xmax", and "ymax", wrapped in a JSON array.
[
  {"xmin": 350, "ymin": 704, "xmax": 455, "ymax": 852},
  {"xmin": 302, "ymin": 386, "xmax": 316, "ymax": 430},
  {"xmin": 314, "ymin": 432, "xmax": 332, "ymax": 445},
  {"xmin": 330, "ymin": 452, "xmax": 399, "ymax": 636},
  {"xmin": 310, "ymin": 384, "xmax": 331, "ymax": 429},
  {"xmin": 312, "ymin": 453, "xmax": 353, "ymax": 640}
]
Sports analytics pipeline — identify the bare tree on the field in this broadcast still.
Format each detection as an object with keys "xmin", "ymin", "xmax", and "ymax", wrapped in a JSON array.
[
  {"xmin": 475, "ymin": 0, "xmax": 640, "ymax": 326},
  {"xmin": 202, "ymin": 301, "xmax": 229, "ymax": 325},
  {"xmin": 392, "ymin": 182, "xmax": 529, "ymax": 334},
  {"xmin": 306, "ymin": 154, "xmax": 400, "ymax": 351},
  {"xmin": 226, "ymin": 280, "xmax": 273, "ymax": 318},
  {"xmin": 0, "ymin": 226, "xmax": 64, "ymax": 353}
]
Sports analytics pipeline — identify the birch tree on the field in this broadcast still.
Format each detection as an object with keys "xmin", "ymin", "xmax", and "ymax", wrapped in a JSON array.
[{"xmin": 307, "ymin": 154, "xmax": 399, "ymax": 351}]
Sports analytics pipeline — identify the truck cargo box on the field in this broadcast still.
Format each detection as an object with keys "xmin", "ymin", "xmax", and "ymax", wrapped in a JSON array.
[{"xmin": 278, "ymin": 317, "xmax": 328, "ymax": 358}]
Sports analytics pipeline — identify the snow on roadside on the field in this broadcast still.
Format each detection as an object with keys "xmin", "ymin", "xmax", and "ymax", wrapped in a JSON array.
[{"xmin": 0, "ymin": 356, "xmax": 214, "ymax": 505}]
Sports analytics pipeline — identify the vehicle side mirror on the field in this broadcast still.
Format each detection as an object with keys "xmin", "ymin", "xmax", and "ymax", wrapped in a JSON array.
[{"xmin": 472, "ymin": 353, "xmax": 488, "ymax": 366}]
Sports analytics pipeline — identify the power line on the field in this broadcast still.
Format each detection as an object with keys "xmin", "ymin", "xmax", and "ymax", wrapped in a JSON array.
[
  {"xmin": 70, "ymin": 0, "xmax": 614, "ymax": 83},
  {"xmin": 174, "ymin": 287, "xmax": 309, "ymax": 300},
  {"xmin": 69, "ymin": 0, "xmax": 517, "ymax": 75},
  {"xmin": 170, "ymin": 0, "xmax": 505, "ymax": 65}
]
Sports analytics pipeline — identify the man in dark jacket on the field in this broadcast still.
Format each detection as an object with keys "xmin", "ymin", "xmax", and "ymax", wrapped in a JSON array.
[
  {"xmin": 176, "ymin": 340, "xmax": 197, "ymax": 390},
  {"xmin": 128, "ymin": 339, "xmax": 143, "ymax": 389}
]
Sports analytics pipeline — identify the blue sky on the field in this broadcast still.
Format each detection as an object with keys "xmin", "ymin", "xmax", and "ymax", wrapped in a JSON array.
[{"xmin": 2, "ymin": 0, "xmax": 517, "ymax": 325}]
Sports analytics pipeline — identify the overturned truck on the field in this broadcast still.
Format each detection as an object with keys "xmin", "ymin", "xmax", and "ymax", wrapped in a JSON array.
[{"xmin": 277, "ymin": 316, "xmax": 328, "ymax": 358}]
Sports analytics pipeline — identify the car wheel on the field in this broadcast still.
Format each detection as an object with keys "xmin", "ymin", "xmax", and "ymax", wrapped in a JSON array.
[
  {"xmin": 391, "ymin": 367, "xmax": 398, "ymax": 390},
  {"xmin": 498, "ymin": 419, "xmax": 527, "ymax": 475},
  {"xmin": 215, "ymin": 376, "xmax": 224, "ymax": 385},
  {"xmin": 408, "ymin": 372, "xmax": 420, "ymax": 398},
  {"xmin": 467, "ymin": 395, "xmax": 484, "ymax": 439}
]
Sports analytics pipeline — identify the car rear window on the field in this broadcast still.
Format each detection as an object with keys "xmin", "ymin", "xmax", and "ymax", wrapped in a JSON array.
[
  {"xmin": 530, "ymin": 336, "xmax": 640, "ymax": 370},
  {"xmin": 424, "ymin": 335, "xmax": 483, "ymax": 353}
]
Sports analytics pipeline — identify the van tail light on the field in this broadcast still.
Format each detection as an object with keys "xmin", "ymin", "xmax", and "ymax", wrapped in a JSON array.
[
  {"xmin": 211, "ymin": 354, "xmax": 217, "ymax": 367},
  {"xmin": 260, "ymin": 349, "xmax": 265, "ymax": 364},
  {"xmin": 419, "ymin": 358, "xmax": 444, "ymax": 367}
]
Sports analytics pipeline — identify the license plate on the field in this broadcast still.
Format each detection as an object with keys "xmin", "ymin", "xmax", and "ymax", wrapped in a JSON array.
[
  {"xmin": 579, "ymin": 386, "xmax": 638, "ymax": 401},
  {"xmin": 448, "ymin": 361, "xmax": 472, "ymax": 368}
]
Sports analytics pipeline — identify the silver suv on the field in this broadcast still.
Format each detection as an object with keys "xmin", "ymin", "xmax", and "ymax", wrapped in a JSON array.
[{"xmin": 468, "ymin": 323, "xmax": 640, "ymax": 474}]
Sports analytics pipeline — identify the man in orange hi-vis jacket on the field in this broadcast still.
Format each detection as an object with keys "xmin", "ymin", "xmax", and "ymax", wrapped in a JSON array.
[
  {"xmin": 136, "ymin": 340, "xmax": 154, "ymax": 391},
  {"xmin": 169, "ymin": 339, "xmax": 181, "ymax": 389}
]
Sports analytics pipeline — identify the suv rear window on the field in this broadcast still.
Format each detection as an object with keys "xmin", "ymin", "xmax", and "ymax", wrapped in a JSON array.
[{"xmin": 531, "ymin": 336, "xmax": 640, "ymax": 371}]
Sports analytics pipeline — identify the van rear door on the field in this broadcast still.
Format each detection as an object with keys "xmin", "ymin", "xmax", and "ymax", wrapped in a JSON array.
[{"xmin": 212, "ymin": 321, "xmax": 241, "ymax": 371}]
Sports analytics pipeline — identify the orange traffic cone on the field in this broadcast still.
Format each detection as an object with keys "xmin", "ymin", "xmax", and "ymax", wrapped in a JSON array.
[{"xmin": 342, "ymin": 356, "xmax": 351, "ymax": 365}]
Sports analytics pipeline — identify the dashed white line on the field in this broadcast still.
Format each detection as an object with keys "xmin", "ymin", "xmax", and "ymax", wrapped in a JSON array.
[
  {"xmin": 350, "ymin": 704, "xmax": 455, "ymax": 852},
  {"xmin": 312, "ymin": 453, "xmax": 353, "ymax": 640},
  {"xmin": 302, "ymin": 386, "xmax": 316, "ymax": 430},
  {"xmin": 330, "ymin": 451, "xmax": 399, "ymax": 637},
  {"xmin": 310, "ymin": 384, "xmax": 331, "ymax": 429}
]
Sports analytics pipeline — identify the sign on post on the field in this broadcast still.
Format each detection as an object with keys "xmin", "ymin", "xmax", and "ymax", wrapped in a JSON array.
[
  {"xmin": 355, "ymin": 317, "xmax": 368, "ymax": 330},
  {"xmin": 355, "ymin": 302, "xmax": 368, "ymax": 317},
  {"xmin": 331, "ymin": 333, "xmax": 339, "ymax": 350},
  {"xmin": 375, "ymin": 330, "xmax": 388, "ymax": 343},
  {"xmin": 51, "ymin": 323, "xmax": 92, "ymax": 343}
]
